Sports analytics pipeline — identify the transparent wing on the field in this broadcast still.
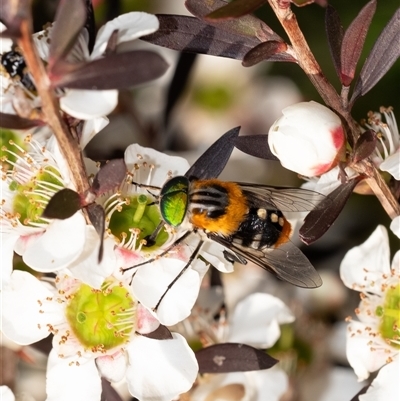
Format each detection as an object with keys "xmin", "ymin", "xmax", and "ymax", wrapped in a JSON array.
[
  {"xmin": 208, "ymin": 233, "xmax": 322, "ymax": 288},
  {"xmin": 238, "ymin": 183, "xmax": 326, "ymax": 212}
]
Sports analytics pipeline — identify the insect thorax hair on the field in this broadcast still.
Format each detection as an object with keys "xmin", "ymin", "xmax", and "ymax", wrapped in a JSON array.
[{"xmin": 188, "ymin": 181, "xmax": 229, "ymax": 218}]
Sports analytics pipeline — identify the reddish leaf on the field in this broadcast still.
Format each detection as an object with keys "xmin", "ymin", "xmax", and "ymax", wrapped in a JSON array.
[
  {"xmin": 352, "ymin": 129, "xmax": 377, "ymax": 163},
  {"xmin": 91, "ymin": 159, "xmax": 126, "ymax": 196},
  {"xmin": 48, "ymin": 0, "xmax": 86, "ymax": 69},
  {"xmin": 86, "ymin": 203, "xmax": 105, "ymax": 263},
  {"xmin": 42, "ymin": 188, "xmax": 81, "ymax": 219},
  {"xmin": 196, "ymin": 343, "xmax": 277, "ymax": 374},
  {"xmin": 185, "ymin": 0, "xmax": 283, "ymax": 43},
  {"xmin": 242, "ymin": 41, "xmax": 296, "ymax": 66},
  {"xmin": 143, "ymin": 15, "xmax": 262, "ymax": 61},
  {"xmin": 299, "ymin": 176, "xmax": 364, "ymax": 245},
  {"xmin": 340, "ymin": 0, "xmax": 376, "ymax": 86},
  {"xmin": 142, "ymin": 325, "xmax": 173, "ymax": 340},
  {"xmin": 351, "ymin": 8, "xmax": 400, "ymax": 104},
  {"xmin": 235, "ymin": 135, "xmax": 279, "ymax": 161},
  {"xmin": 0, "ymin": 112, "xmax": 43, "ymax": 129},
  {"xmin": 51, "ymin": 50, "xmax": 169, "ymax": 90},
  {"xmin": 205, "ymin": 0, "xmax": 268, "ymax": 21},
  {"xmin": 0, "ymin": 0, "xmax": 29, "ymax": 37},
  {"xmin": 325, "ymin": 5, "xmax": 343, "ymax": 80}
]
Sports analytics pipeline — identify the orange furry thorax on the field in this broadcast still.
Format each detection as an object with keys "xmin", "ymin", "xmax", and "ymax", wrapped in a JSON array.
[{"xmin": 189, "ymin": 179, "xmax": 248, "ymax": 236}]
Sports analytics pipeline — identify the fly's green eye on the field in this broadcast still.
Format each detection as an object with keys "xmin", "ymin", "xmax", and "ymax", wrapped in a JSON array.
[{"xmin": 160, "ymin": 176, "xmax": 189, "ymax": 227}]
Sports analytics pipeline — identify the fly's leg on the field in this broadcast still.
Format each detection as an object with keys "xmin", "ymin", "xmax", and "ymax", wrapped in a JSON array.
[
  {"xmin": 153, "ymin": 238, "xmax": 204, "ymax": 312},
  {"xmin": 121, "ymin": 230, "xmax": 193, "ymax": 284}
]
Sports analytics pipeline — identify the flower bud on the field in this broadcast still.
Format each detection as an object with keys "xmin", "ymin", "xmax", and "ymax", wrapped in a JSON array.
[{"xmin": 268, "ymin": 101, "xmax": 345, "ymax": 177}]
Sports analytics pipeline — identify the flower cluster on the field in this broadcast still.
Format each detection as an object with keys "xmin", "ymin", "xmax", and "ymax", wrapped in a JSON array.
[
  {"xmin": 1, "ymin": 135, "xmax": 232, "ymax": 399},
  {"xmin": 340, "ymin": 224, "xmax": 400, "ymax": 399},
  {"xmin": 2, "ymin": 1, "xmax": 400, "ymax": 401},
  {"xmin": 2, "ymin": 270, "xmax": 198, "ymax": 401}
]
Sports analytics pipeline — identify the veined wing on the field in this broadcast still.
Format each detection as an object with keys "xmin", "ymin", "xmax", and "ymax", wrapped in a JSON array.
[
  {"xmin": 238, "ymin": 183, "xmax": 325, "ymax": 212},
  {"xmin": 208, "ymin": 233, "xmax": 322, "ymax": 288}
]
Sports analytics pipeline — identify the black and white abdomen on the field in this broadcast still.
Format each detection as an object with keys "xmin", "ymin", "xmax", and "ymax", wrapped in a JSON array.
[{"xmin": 232, "ymin": 207, "xmax": 287, "ymax": 249}]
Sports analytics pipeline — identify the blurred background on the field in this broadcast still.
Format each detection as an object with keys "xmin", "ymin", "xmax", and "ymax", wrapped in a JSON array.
[{"xmin": 2, "ymin": 0, "xmax": 398, "ymax": 400}]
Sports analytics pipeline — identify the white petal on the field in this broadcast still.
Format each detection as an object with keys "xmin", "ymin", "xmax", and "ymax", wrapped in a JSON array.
[
  {"xmin": 392, "ymin": 251, "xmax": 400, "ymax": 275},
  {"xmin": 360, "ymin": 357, "xmax": 400, "ymax": 401},
  {"xmin": 200, "ymin": 241, "xmax": 234, "ymax": 273},
  {"xmin": 1, "ymin": 386, "xmax": 15, "ymax": 401},
  {"xmin": 60, "ymin": 89, "xmax": 118, "ymax": 120},
  {"xmin": 80, "ymin": 116, "xmax": 109, "ymax": 149},
  {"xmin": 0, "ymin": 23, "xmax": 13, "ymax": 52},
  {"xmin": 346, "ymin": 321, "xmax": 396, "ymax": 381},
  {"xmin": 91, "ymin": 12, "xmax": 159, "ymax": 58},
  {"xmin": 340, "ymin": 225, "xmax": 391, "ymax": 292},
  {"xmin": 380, "ymin": 150, "xmax": 400, "ymax": 179},
  {"xmin": 228, "ymin": 293, "xmax": 294, "ymax": 348},
  {"xmin": 46, "ymin": 349, "xmax": 101, "ymax": 401},
  {"xmin": 22, "ymin": 213, "xmax": 87, "ymax": 272},
  {"xmin": 2, "ymin": 271, "xmax": 63, "ymax": 344},
  {"xmin": 0, "ymin": 234, "xmax": 19, "ymax": 287},
  {"xmin": 253, "ymin": 368, "xmax": 289, "ymax": 401},
  {"xmin": 124, "ymin": 143, "xmax": 190, "ymax": 187},
  {"xmin": 96, "ymin": 351, "xmax": 127, "ymax": 383},
  {"xmin": 136, "ymin": 304, "xmax": 160, "ymax": 334},
  {"xmin": 126, "ymin": 333, "xmax": 198, "ymax": 401},
  {"xmin": 131, "ymin": 258, "xmax": 201, "ymax": 326},
  {"xmin": 68, "ymin": 234, "xmax": 116, "ymax": 289},
  {"xmin": 45, "ymin": 136, "xmax": 73, "ymax": 187},
  {"xmin": 390, "ymin": 215, "xmax": 400, "ymax": 238}
]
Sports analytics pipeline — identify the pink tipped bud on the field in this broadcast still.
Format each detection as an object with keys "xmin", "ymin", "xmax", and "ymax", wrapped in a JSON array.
[{"xmin": 268, "ymin": 101, "xmax": 345, "ymax": 177}]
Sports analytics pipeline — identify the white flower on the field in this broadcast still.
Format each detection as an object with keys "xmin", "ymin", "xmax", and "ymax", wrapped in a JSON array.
[
  {"xmin": 33, "ymin": 12, "xmax": 159, "ymax": 120},
  {"xmin": 359, "ymin": 355, "xmax": 400, "ymax": 401},
  {"xmin": 182, "ymin": 292, "xmax": 294, "ymax": 401},
  {"xmin": 1, "ymin": 386, "xmax": 15, "ymax": 401},
  {"xmin": 340, "ymin": 225, "xmax": 399, "ymax": 382},
  {"xmin": 0, "ymin": 135, "xmax": 113, "ymax": 285},
  {"xmin": 268, "ymin": 101, "xmax": 345, "ymax": 177},
  {"xmin": 366, "ymin": 107, "xmax": 400, "ymax": 180},
  {"xmin": 1, "ymin": 270, "xmax": 198, "ymax": 401},
  {"xmin": 97, "ymin": 144, "xmax": 232, "ymax": 326}
]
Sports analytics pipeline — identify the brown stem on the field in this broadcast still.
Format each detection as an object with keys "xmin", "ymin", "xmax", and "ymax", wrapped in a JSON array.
[
  {"xmin": 352, "ymin": 160, "xmax": 400, "ymax": 219},
  {"xmin": 267, "ymin": 0, "xmax": 342, "ymax": 112},
  {"xmin": 17, "ymin": 19, "xmax": 90, "ymax": 195}
]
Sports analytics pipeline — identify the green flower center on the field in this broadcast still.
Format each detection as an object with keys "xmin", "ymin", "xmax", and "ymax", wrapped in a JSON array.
[
  {"xmin": 66, "ymin": 279, "xmax": 136, "ymax": 351},
  {"xmin": 108, "ymin": 194, "xmax": 168, "ymax": 251},
  {"xmin": 375, "ymin": 284, "xmax": 400, "ymax": 348},
  {"xmin": 11, "ymin": 166, "xmax": 64, "ymax": 226}
]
